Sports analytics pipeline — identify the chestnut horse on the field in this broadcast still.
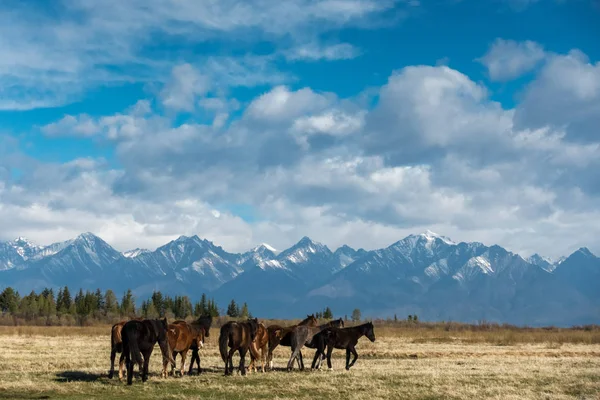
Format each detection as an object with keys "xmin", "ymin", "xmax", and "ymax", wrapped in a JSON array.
[
  {"xmin": 219, "ymin": 318, "xmax": 259, "ymax": 376},
  {"xmin": 122, "ymin": 318, "xmax": 176, "ymax": 385},
  {"xmin": 248, "ymin": 322, "xmax": 269, "ymax": 373},
  {"xmin": 162, "ymin": 320, "xmax": 205, "ymax": 377},
  {"xmin": 266, "ymin": 314, "xmax": 318, "ymax": 370},
  {"xmin": 108, "ymin": 317, "xmax": 142, "ymax": 379}
]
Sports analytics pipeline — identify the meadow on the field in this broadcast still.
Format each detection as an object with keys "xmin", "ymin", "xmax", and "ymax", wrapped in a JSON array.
[{"xmin": 0, "ymin": 322, "xmax": 599, "ymax": 400}]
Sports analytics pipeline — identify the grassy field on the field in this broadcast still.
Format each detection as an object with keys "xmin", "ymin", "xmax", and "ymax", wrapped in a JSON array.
[{"xmin": 0, "ymin": 323, "xmax": 598, "ymax": 400}]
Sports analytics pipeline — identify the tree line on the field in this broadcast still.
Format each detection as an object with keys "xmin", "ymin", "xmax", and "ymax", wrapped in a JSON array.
[
  {"xmin": 0, "ymin": 286, "xmax": 380, "ymax": 326},
  {"xmin": 0, "ymin": 286, "xmax": 224, "ymax": 325}
]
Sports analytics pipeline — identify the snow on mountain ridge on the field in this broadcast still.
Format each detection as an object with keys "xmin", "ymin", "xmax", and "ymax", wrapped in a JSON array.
[{"xmin": 123, "ymin": 248, "xmax": 151, "ymax": 258}]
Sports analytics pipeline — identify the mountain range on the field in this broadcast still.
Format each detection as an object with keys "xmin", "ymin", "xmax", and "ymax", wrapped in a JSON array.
[{"xmin": 0, "ymin": 231, "xmax": 598, "ymax": 326}]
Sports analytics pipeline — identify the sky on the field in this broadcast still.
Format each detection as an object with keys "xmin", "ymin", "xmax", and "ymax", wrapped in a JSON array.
[{"xmin": 0, "ymin": 0, "xmax": 599, "ymax": 259}]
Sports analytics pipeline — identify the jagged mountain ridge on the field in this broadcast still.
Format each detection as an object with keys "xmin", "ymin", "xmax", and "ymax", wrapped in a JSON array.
[{"xmin": 0, "ymin": 231, "xmax": 598, "ymax": 326}]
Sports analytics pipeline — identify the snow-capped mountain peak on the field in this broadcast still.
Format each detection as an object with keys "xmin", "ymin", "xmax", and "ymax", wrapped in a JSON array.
[
  {"xmin": 252, "ymin": 243, "xmax": 277, "ymax": 253},
  {"xmin": 527, "ymin": 253, "xmax": 556, "ymax": 272},
  {"xmin": 10, "ymin": 237, "xmax": 42, "ymax": 260},
  {"xmin": 122, "ymin": 248, "xmax": 151, "ymax": 258},
  {"xmin": 419, "ymin": 230, "xmax": 456, "ymax": 245}
]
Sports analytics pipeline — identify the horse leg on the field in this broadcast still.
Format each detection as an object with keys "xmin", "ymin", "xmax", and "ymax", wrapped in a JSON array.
[
  {"xmin": 326, "ymin": 345, "xmax": 334, "ymax": 370},
  {"xmin": 348, "ymin": 346, "xmax": 358, "ymax": 369},
  {"xmin": 109, "ymin": 348, "xmax": 116, "ymax": 378},
  {"xmin": 188, "ymin": 349, "xmax": 198, "ymax": 375},
  {"xmin": 126, "ymin": 349, "xmax": 134, "ymax": 385},
  {"xmin": 196, "ymin": 350, "xmax": 202, "ymax": 374},
  {"xmin": 287, "ymin": 343, "xmax": 300, "ymax": 372},
  {"xmin": 239, "ymin": 348, "xmax": 247, "ymax": 376},
  {"xmin": 345, "ymin": 348, "xmax": 351, "ymax": 370},
  {"xmin": 170, "ymin": 351, "xmax": 177, "ymax": 376},
  {"xmin": 266, "ymin": 348, "xmax": 274, "ymax": 371},
  {"xmin": 142, "ymin": 349, "xmax": 152, "ymax": 382},
  {"xmin": 311, "ymin": 348, "xmax": 321, "ymax": 369},
  {"xmin": 162, "ymin": 353, "xmax": 168, "ymax": 379},
  {"xmin": 297, "ymin": 349, "xmax": 304, "ymax": 370},
  {"xmin": 180, "ymin": 350, "xmax": 188, "ymax": 376},
  {"xmin": 226, "ymin": 347, "xmax": 236, "ymax": 375},
  {"xmin": 260, "ymin": 344, "xmax": 267, "ymax": 373},
  {"xmin": 118, "ymin": 352, "xmax": 126, "ymax": 380}
]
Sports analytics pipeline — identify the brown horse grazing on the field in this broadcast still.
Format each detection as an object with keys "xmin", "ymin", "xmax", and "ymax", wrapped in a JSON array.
[
  {"xmin": 266, "ymin": 314, "xmax": 318, "ymax": 370},
  {"xmin": 248, "ymin": 322, "xmax": 269, "ymax": 373},
  {"xmin": 122, "ymin": 318, "xmax": 176, "ymax": 385},
  {"xmin": 310, "ymin": 322, "xmax": 376, "ymax": 370},
  {"xmin": 186, "ymin": 315, "xmax": 213, "ymax": 375},
  {"xmin": 162, "ymin": 321, "xmax": 205, "ymax": 378},
  {"xmin": 219, "ymin": 318, "xmax": 259, "ymax": 376},
  {"xmin": 108, "ymin": 317, "xmax": 142, "ymax": 379}
]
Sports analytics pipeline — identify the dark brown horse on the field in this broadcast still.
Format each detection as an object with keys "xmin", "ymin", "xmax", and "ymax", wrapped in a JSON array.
[
  {"xmin": 286, "ymin": 324, "xmax": 324, "ymax": 371},
  {"xmin": 293, "ymin": 318, "xmax": 345, "ymax": 370},
  {"xmin": 186, "ymin": 315, "xmax": 213, "ymax": 375},
  {"xmin": 162, "ymin": 320, "xmax": 205, "ymax": 377},
  {"xmin": 122, "ymin": 318, "xmax": 176, "ymax": 385},
  {"xmin": 310, "ymin": 322, "xmax": 376, "ymax": 370},
  {"xmin": 266, "ymin": 314, "xmax": 318, "ymax": 370},
  {"xmin": 219, "ymin": 318, "xmax": 259, "ymax": 376},
  {"xmin": 248, "ymin": 322, "xmax": 269, "ymax": 373},
  {"xmin": 108, "ymin": 317, "xmax": 142, "ymax": 379}
]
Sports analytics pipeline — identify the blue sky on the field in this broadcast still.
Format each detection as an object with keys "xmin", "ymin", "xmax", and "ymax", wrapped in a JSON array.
[{"xmin": 1, "ymin": 0, "xmax": 599, "ymax": 258}]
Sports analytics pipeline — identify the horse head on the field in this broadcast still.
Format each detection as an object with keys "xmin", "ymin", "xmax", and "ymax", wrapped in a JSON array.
[
  {"xmin": 196, "ymin": 328, "xmax": 205, "ymax": 349},
  {"xmin": 197, "ymin": 315, "xmax": 213, "ymax": 337},
  {"xmin": 365, "ymin": 322, "xmax": 376, "ymax": 342},
  {"xmin": 306, "ymin": 314, "xmax": 318, "ymax": 326},
  {"xmin": 248, "ymin": 318, "xmax": 259, "ymax": 341}
]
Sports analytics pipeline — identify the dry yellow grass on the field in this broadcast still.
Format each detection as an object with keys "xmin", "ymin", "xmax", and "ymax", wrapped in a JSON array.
[{"xmin": 0, "ymin": 324, "xmax": 598, "ymax": 399}]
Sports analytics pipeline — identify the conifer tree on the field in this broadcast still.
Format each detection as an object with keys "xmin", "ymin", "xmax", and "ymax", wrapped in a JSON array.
[
  {"xmin": 226, "ymin": 299, "xmax": 239, "ymax": 317},
  {"xmin": 240, "ymin": 302, "xmax": 249, "ymax": 318}
]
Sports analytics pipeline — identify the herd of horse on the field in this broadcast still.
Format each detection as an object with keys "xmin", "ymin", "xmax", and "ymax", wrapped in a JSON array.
[{"xmin": 109, "ymin": 314, "xmax": 376, "ymax": 385}]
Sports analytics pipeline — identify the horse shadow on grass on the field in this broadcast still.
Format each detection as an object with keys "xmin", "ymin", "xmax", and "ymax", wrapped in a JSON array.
[{"xmin": 55, "ymin": 371, "xmax": 104, "ymax": 383}]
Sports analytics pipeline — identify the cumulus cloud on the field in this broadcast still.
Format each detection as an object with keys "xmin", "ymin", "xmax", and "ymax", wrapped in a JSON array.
[
  {"xmin": 0, "ymin": 0, "xmax": 400, "ymax": 110},
  {"xmin": 514, "ymin": 50, "xmax": 600, "ymax": 143},
  {"xmin": 285, "ymin": 42, "xmax": 362, "ymax": 61},
  {"xmin": 5, "ymin": 44, "xmax": 600, "ymax": 259},
  {"xmin": 478, "ymin": 39, "xmax": 546, "ymax": 81}
]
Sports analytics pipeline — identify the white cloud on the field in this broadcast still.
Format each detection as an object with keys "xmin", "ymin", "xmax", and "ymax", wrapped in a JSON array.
[
  {"xmin": 478, "ymin": 39, "xmax": 546, "ymax": 81},
  {"xmin": 160, "ymin": 64, "xmax": 210, "ymax": 112},
  {"xmin": 286, "ymin": 42, "xmax": 362, "ymax": 61},
  {"xmin": 42, "ymin": 115, "xmax": 99, "ymax": 137},
  {"xmin": 514, "ymin": 50, "xmax": 600, "ymax": 142},
  {"xmin": 246, "ymin": 85, "xmax": 335, "ymax": 122},
  {"xmin": 6, "ymin": 47, "xmax": 600, "ymax": 259},
  {"xmin": 0, "ymin": 0, "xmax": 399, "ymax": 110},
  {"xmin": 292, "ymin": 110, "xmax": 366, "ymax": 136}
]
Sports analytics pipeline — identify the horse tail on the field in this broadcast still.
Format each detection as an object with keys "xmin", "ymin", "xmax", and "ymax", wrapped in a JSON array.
[
  {"xmin": 219, "ymin": 326, "xmax": 229, "ymax": 364},
  {"xmin": 125, "ymin": 325, "xmax": 143, "ymax": 366}
]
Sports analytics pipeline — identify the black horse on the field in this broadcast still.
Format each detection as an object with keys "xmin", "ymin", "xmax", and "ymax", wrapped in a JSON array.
[
  {"xmin": 310, "ymin": 322, "xmax": 376, "ymax": 370},
  {"xmin": 219, "ymin": 318, "xmax": 259, "ymax": 376},
  {"xmin": 121, "ymin": 318, "xmax": 176, "ymax": 385},
  {"xmin": 185, "ymin": 315, "xmax": 213, "ymax": 375}
]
